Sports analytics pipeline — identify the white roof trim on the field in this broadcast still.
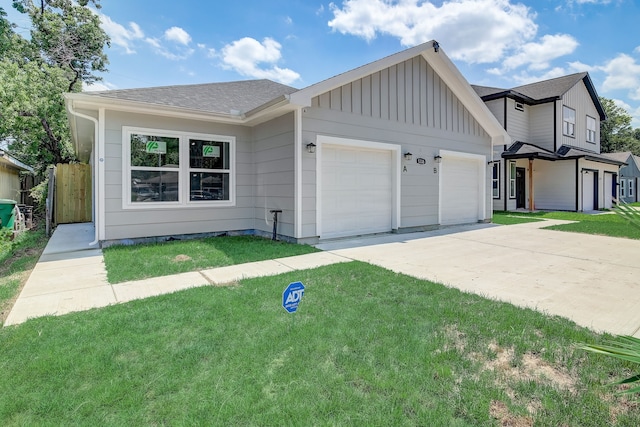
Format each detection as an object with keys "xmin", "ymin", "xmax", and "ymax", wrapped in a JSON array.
[{"xmin": 0, "ymin": 150, "xmax": 34, "ymax": 173}]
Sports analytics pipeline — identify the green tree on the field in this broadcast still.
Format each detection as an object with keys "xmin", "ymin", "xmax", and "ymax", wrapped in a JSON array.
[
  {"xmin": 0, "ymin": 1, "xmax": 109, "ymax": 172},
  {"xmin": 599, "ymin": 97, "xmax": 638, "ymax": 154}
]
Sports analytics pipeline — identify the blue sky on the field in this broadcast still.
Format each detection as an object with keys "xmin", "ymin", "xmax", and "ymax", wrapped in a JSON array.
[{"xmin": 7, "ymin": 0, "xmax": 640, "ymax": 126}]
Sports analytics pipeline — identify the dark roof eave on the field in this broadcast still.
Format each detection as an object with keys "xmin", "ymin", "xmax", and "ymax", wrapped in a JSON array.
[{"xmin": 480, "ymin": 90, "xmax": 559, "ymax": 106}]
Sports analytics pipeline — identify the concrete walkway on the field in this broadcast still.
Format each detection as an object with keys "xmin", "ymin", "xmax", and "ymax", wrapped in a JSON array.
[{"xmin": 5, "ymin": 220, "xmax": 640, "ymax": 337}]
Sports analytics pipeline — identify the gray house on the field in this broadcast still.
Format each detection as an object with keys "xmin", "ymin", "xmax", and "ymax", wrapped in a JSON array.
[
  {"xmin": 64, "ymin": 41, "xmax": 510, "ymax": 246},
  {"xmin": 603, "ymin": 151, "xmax": 640, "ymax": 203},
  {"xmin": 473, "ymin": 73, "xmax": 624, "ymax": 212}
]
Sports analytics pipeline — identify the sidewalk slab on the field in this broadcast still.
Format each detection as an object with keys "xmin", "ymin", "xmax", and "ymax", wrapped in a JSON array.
[
  {"xmin": 201, "ymin": 260, "xmax": 294, "ymax": 285},
  {"xmin": 275, "ymin": 252, "xmax": 351, "ymax": 270},
  {"xmin": 113, "ymin": 272, "xmax": 208, "ymax": 303}
]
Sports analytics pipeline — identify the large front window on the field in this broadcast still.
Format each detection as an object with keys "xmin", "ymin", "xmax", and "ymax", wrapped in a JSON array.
[
  {"xmin": 563, "ymin": 106, "xmax": 576, "ymax": 137},
  {"xmin": 124, "ymin": 127, "xmax": 235, "ymax": 208}
]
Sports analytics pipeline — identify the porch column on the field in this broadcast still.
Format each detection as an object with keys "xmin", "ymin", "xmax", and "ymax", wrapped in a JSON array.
[{"xmin": 528, "ymin": 158, "xmax": 535, "ymax": 211}]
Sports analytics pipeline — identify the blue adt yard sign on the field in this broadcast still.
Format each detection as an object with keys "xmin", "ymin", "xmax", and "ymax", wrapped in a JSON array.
[{"xmin": 282, "ymin": 281, "xmax": 305, "ymax": 313}]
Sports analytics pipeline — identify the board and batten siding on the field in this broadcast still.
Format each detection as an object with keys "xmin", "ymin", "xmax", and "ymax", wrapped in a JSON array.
[
  {"xmin": 301, "ymin": 54, "xmax": 492, "ymax": 236},
  {"xmin": 578, "ymin": 159, "xmax": 620, "ymax": 210},
  {"xmin": 559, "ymin": 81, "xmax": 601, "ymax": 152},
  {"xmin": 252, "ymin": 112, "xmax": 296, "ymax": 238},
  {"xmin": 102, "ymin": 110, "xmax": 254, "ymax": 241}
]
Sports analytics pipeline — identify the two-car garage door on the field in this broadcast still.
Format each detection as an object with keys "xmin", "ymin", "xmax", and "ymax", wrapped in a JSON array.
[{"xmin": 321, "ymin": 144, "xmax": 393, "ymax": 239}]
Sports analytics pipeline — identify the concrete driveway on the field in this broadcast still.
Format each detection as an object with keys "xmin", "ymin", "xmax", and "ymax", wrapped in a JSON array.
[{"xmin": 318, "ymin": 220, "xmax": 640, "ymax": 336}]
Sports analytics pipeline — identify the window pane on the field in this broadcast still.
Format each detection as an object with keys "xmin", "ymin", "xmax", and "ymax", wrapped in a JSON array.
[
  {"xmin": 132, "ymin": 170, "xmax": 179, "ymax": 202},
  {"xmin": 190, "ymin": 172, "xmax": 230, "ymax": 201},
  {"xmin": 189, "ymin": 140, "xmax": 230, "ymax": 170},
  {"xmin": 131, "ymin": 134, "xmax": 180, "ymax": 168}
]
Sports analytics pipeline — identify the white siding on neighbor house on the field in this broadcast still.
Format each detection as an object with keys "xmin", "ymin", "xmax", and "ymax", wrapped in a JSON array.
[
  {"xmin": 560, "ymin": 81, "xmax": 601, "ymax": 152},
  {"xmin": 102, "ymin": 110, "xmax": 254, "ymax": 241},
  {"xmin": 532, "ymin": 159, "xmax": 576, "ymax": 211},
  {"xmin": 301, "ymin": 55, "xmax": 492, "ymax": 238},
  {"xmin": 578, "ymin": 159, "xmax": 620, "ymax": 211},
  {"xmin": 529, "ymin": 103, "xmax": 555, "ymax": 151},
  {"xmin": 485, "ymin": 99, "xmax": 505, "ymax": 129},
  {"xmin": 505, "ymin": 98, "xmax": 529, "ymax": 143},
  {"xmin": 252, "ymin": 112, "xmax": 295, "ymax": 238},
  {"xmin": 0, "ymin": 164, "xmax": 21, "ymax": 201}
]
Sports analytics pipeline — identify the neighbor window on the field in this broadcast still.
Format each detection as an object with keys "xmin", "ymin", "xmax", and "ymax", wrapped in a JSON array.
[
  {"xmin": 509, "ymin": 161, "xmax": 516, "ymax": 199},
  {"xmin": 124, "ymin": 127, "xmax": 235, "ymax": 208},
  {"xmin": 621, "ymin": 179, "xmax": 626, "ymax": 198},
  {"xmin": 492, "ymin": 163, "xmax": 500, "ymax": 198},
  {"xmin": 563, "ymin": 106, "xmax": 576, "ymax": 137},
  {"xmin": 586, "ymin": 115, "xmax": 596, "ymax": 143},
  {"xmin": 515, "ymin": 102, "xmax": 524, "ymax": 112},
  {"xmin": 629, "ymin": 179, "xmax": 634, "ymax": 198}
]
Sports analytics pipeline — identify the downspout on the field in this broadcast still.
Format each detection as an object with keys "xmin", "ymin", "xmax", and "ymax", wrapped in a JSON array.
[
  {"xmin": 66, "ymin": 102, "xmax": 100, "ymax": 246},
  {"xmin": 528, "ymin": 158, "xmax": 534, "ymax": 211}
]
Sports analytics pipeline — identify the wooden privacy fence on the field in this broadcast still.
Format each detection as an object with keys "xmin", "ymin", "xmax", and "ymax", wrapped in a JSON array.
[{"xmin": 55, "ymin": 163, "xmax": 92, "ymax": 224}]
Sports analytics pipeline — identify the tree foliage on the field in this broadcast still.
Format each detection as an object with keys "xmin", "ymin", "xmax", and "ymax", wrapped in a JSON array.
[
  {"xmin": 599, "ymin": 97, "xmax": 640, "ymax": 155},
  {"xmin": 0, "ymin": 1, "xmax": 109, "ymax": 173}
]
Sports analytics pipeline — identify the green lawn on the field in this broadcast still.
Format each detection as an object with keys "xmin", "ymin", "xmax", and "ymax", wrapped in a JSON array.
[
  {"xmin": 1, "ymin": 262, "xmax": 637, "ymax": 425},
  {"xmin": 0, "ymin": 227, "xmax": 48, "ymax": 322},
  {"xmin": 492, "ymin": 210, "xmax": 640, "ymax": 239},
  {"xmin": 103, "ymin": 235, "xmax": 321, "ymax": 283}
]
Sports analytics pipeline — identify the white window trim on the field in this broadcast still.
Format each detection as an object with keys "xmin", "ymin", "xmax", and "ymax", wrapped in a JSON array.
[
  {"xmin": 629, "ymin": 179, "xmax": 634, "ymax": 197},
  {"xmin": 122, "ymin": 126, "xmax": 236, "ymax": 210},
  {"xmin": 620, "ymin": 179, "xmax": 626, "ymax": 198},
  {"xmin": 492, "ymin": 162, "xmax": 500, "ymax": 199},
  {"xmin": 563, "ymin": 106, "xmax": 576, "ymax": 138},
  {"xmin": 586, "ymin": 115, "xmax": 596, "ymax": 144},
  {"xmin": 509, "ymin": 161, "xmax": 516, "ymax": 199}
]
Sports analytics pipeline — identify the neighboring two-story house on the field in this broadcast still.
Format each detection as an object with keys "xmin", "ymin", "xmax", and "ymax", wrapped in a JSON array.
[
  {"xmin": 603, "ymin": 151, "xmax": 640, "ymax": 203},
  {"xmin": 473, "ymin": 73, "xmax": 624, "ymax": 212}
]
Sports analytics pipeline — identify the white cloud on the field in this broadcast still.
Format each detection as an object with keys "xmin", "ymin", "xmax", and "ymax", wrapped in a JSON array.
[
  {"xmin": 285, "ymin": 16, "xmax": 293, "ymax": 25},
  {"xmin": 600, "ymin": 53, "xmax": 640, "ymax": 99},
  {"xmin": 221, "ymin": 37, "xmax": 300, "ymax": 84},
  {"xmin": 328, "ymin": 0, "xmax": 538, "ymax": 64},
  {"xmin": 165, "ymin": 26, "xmax": 192, "ymax": 45},
  {"xmin": 145, "ymin": 37, "xmax": 194, "ymax": 60},
  {"xmin": 501, "ymin": 34, "xmax": 578, "ymax": 71},
  {"xmin": 511, "ymin": 67, "xmax": 569, "ymax": 85},
  {"xmin": 99, "ymin": 14, "xmax": 144, "ymax": 54},
  {"xmin": 83, "ymin": 81, "xmax": 117, "ymax": 92}
]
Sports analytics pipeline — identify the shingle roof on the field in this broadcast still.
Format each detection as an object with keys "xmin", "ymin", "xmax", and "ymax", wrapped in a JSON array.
[
  {"xmin": 502, "ymin": 142, "xmax": 625, "ymax": 165},
  {"xmin": 87, "ymin": 79, "xmax": 299, "ymax": 115},
  {"xmin": 601, "ymin": 151, "xmax": 633, "ymax": 163},
  {"xmin": 473, "ymin": 72, "xmax": 605, "ymax": 120},
  {"xmin": 511, "ymin": 73, "xmax": 588, "ymax": 101}
]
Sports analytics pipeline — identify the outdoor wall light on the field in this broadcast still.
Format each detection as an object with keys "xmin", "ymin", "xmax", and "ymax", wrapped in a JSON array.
[
  {"xmin": 306, "ymin": 142, "xmax": 316, "ymax": 154},
  {"xmin": 433, "ymin": 41, "xmax": 440, "ymax": 53},
  {"xmin": 404, "ymin": 152, "xmax": 413, "ymax": 161},
  {"xmin": 434, "ymin": 155, "xmax": 442, "ymax": 163}
]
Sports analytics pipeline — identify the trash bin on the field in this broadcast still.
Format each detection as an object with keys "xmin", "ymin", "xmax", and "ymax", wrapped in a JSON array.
[{"xmin": 0, "ymin": 199, "xmax": 17, "ymax": 229}]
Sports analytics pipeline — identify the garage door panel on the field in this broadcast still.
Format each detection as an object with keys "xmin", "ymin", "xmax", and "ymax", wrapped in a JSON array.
[
  {"xmin": 441, "ymin": 156, "xmax": 482, "ymax": 225},
  {"xmin": 322, "ymin": 144, "xmax": 392, "ymax": 239}
]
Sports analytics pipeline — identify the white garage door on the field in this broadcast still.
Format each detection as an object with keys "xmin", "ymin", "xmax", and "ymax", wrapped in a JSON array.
[
  {"xmin": 440, "ymin": 155, "xmax": 483, "ymax": 225},
  {"xmin": 321, "ymin": 144, "xmax": 392, "ymax": 239}
]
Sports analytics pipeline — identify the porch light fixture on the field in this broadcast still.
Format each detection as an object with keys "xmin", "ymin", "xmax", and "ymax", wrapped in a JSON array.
[
  {"xmin": 404, "ymin": 152, "xmax": 413, "ymax": 161},
  {"xmin": 434, "ymin": 155, "xmax": 442, "ymax": 163},
  {"xmin": 306, "ymin": 142, "xmax": 316, "ymax": 154},
  {"xmin": 433, "ymin": 41, "xmax": 440, "ymax": 53}
]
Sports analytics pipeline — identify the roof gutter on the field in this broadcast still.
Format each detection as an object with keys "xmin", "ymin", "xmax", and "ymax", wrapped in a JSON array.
[{"xmin": 65, "ymin": 100, "xmax": 100, "ymax": 247}]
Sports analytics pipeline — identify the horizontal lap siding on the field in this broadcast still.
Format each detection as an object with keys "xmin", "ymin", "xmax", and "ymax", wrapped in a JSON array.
[
  {"xmin": 253, "ymin": 113, "xmax": 295, "ymax": 238},
  {"xmin": 304, "ymin": 55, "xmax": 491, "ymax": 233},
  {"xmin": 529, "ymin": 104, "xmax": 554, "ymax": 151},
  {"xmin": 0, "ymin": 165, "xmax": 20, "ymax": 201},
  {"xmin": 103, "ymin": 111, "xmax": 254, "ymax": 241},
  {"xmin": 533, "ymin": 160, "xmax": 575, "ymax": 210}
]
